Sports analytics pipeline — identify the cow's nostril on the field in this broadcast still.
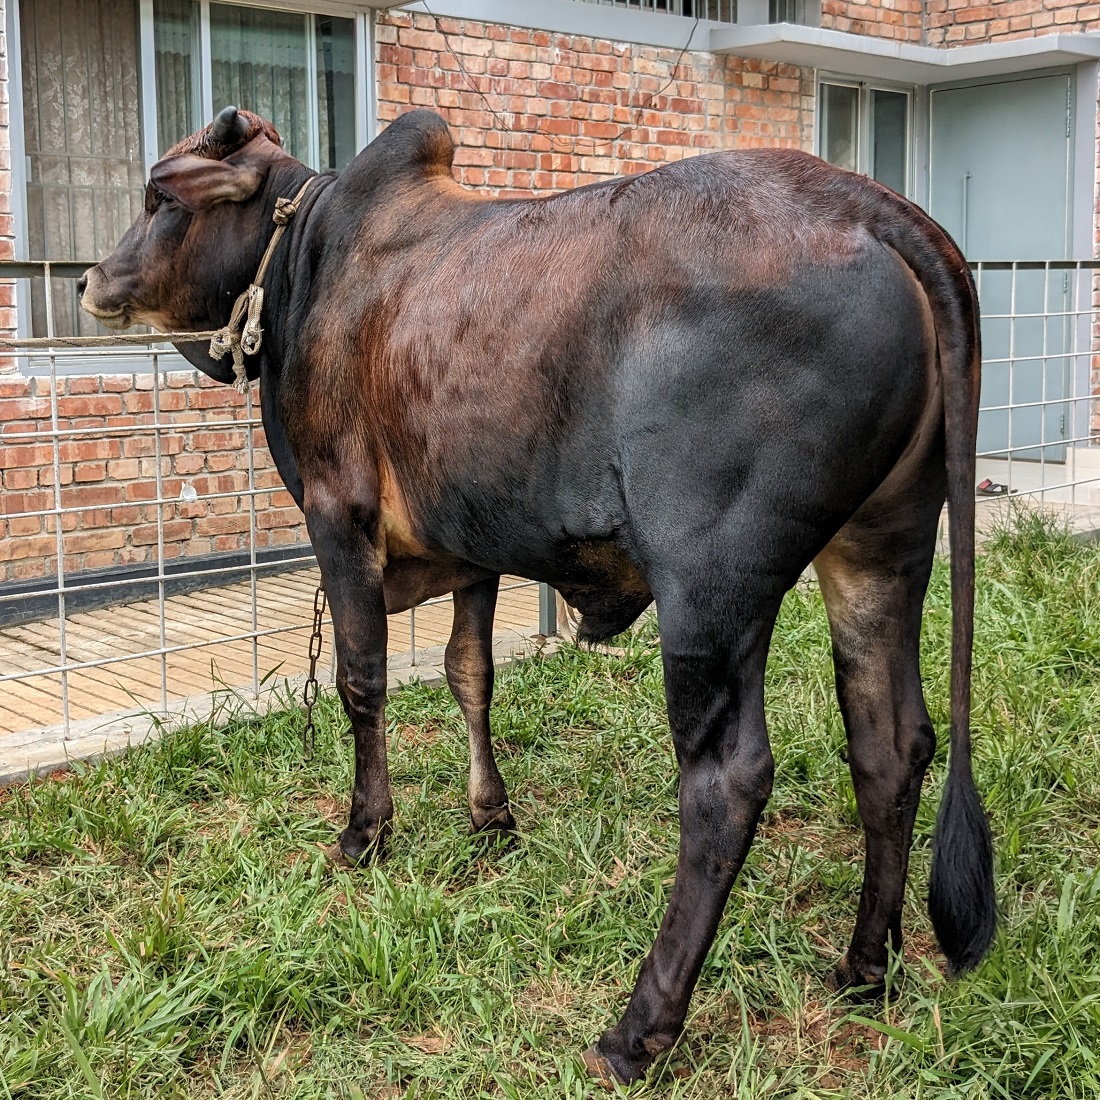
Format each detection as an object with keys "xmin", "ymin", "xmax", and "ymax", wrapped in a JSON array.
[{"xmin": 76, "ymin": 273, "xmax": 88, "ymax": 297}]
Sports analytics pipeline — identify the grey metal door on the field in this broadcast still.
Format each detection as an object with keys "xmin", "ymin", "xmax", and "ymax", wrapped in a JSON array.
[{"xmin": 929, "ymin": 74, "xmax": 1073, "ymax": 461}]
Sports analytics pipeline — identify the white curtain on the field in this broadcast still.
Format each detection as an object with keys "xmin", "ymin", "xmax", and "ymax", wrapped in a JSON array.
[
  {"xmin": 20, "ymin": 0, "xmax": 145, "ymax": 335},
  {"xmin": 211, "ymin": 5, "xmax": 311, "ymax": 166},
  {"xmin": 154, "ymin": 0, "xmax": 196, "ymax": 155}
]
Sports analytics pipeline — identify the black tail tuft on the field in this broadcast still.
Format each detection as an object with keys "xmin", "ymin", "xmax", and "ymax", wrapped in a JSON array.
[{"xmin": 928, "ymin": 765, "xmax": 996, "ymax": 974}]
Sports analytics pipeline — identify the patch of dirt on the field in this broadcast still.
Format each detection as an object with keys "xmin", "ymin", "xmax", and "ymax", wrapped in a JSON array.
[
  {"xmin": 757, "ymin": 811, "xmax": 862, "ymax": 861},
  {"xmin": 514, "ymin": 973, "xmax": 586, "ymax": 1019},
  {"xmin": 313, "ymin": 795, "xmax": 345, "ymax": 825},
  {"xmin": 392, "ymin": 722, "xmax": 444, "ymax": 749},
  {"xmin": 748, "ymin": 992, "xmax": 886, "ymax": 1076},
  {"xmin": 404, "ymin": 1035, "xmax": 450, "ymax": 1054}
]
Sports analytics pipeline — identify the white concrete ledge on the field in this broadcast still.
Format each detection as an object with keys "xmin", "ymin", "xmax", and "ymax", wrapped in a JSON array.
[
  {"xmin": 398, "ymin": 0, "xmax": 718, "ymax": 49},
  {"xmin": 708, "ymin": 25, "xmax": 1100, "ymax": 83}
]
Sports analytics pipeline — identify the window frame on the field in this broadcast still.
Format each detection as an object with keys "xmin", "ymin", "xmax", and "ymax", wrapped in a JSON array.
[
  {"xmin": 7, "ymin": 0, "xmax": 377, "ymax": 371},
  {"xmin": 815, "ymin": 74, "xmax": 918, "ymax": 201}
]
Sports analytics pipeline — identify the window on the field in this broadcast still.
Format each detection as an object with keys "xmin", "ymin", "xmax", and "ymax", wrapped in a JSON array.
[
  {"xmin": 19, "ymin": 0, "xmax": 146, "ymax": 337},
  {"xmin": 817, "ymin": 80, "xmax": 911, "ymax": 197},
  {"xmin": 15, "ymin": 0, "xmax": 360, "ymax": 338},
  {"xmin": 769, "ymin": 0, "xmax": 808, "ymax": 22},
  {"xmin": 573, "ymin": 0, "xmax": 739, "ymax": 22}
]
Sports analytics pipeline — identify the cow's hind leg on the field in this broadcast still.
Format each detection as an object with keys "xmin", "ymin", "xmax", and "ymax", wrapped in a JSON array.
[
  {"xmin": 586, "ymin": 571, "xmax": 782, "ymax": 1084},
  {"xmin": 814, "ymin": 470, "xmax": 944, "ymax": 992},
  {"xmin": 446, "ymin": 577, "xmax": 515, "ymax": 833}
]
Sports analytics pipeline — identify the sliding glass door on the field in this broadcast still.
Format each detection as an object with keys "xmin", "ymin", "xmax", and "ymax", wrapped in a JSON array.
[{"xmin": 817, "ymin": 79, "xmax": 912, "ymax": 198}]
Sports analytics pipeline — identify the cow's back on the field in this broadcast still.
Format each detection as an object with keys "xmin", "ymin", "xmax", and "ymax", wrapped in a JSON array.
[{"xmin": 291, "ymin": 112, "xmax": 937, "ymax": 580}]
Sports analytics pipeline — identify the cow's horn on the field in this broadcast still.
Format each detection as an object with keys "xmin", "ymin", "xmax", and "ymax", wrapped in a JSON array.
[{"xmin": 210, "ymin": 105, "xmax": 248, "ymax": 146}]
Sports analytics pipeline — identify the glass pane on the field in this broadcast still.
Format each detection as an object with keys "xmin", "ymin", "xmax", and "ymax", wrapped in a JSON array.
[
  {"xmin": 769, "ymin": 0, "xmax": 805, "ymax": 22},
  {"xmin": 820, "ymin": 84, "xmax": 859, "ymax": 174},
  {"xmin": 210, "ymin": 4, "xmax": 311, "ymax": 165},
  {"xmin": 19, "ymin": 0, "xmax": 145, "ymax": 335},
  {"xmin": 154, "ymin": 0, "xmax": 196, "ymax": 155},
  {"xmin": 315, "ymin": 16, "xmax": 356, "ymax": 172},
  {"xmin": 871, "ymin": 89, "xmax": 909, "ymax": 196}
]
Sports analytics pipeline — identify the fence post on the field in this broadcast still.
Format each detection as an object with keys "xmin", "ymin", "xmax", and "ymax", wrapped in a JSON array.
[{"xmin": 538, "ymin": 582, "xmax": 557, "ymax": 637}]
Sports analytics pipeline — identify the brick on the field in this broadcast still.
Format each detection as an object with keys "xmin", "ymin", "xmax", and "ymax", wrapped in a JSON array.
[
  {"xmin": 73, "ymin": 462, "xmax": 107, "ymax": 483},
  {"xmin": 131, "ymin": 519, "xmax": 192, "ymax": 545},
  {"xmin": 56, "ymin": 395, "xmax": 124, "ymax": 418},
  {"xmin": 63, "ymin": 529, "xmax": 127, "ymax": 554}
]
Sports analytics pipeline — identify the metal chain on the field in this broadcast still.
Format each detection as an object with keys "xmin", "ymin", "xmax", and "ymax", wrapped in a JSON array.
[{"xmin": 302, "ymin": 584, "xmax": 327, "ymax": 761}]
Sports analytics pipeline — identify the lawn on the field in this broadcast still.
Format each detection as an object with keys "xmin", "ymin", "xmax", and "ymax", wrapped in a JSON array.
[{"xmin": 3, "ymin": 511, "xmax": 1100, "ymax": 1099}]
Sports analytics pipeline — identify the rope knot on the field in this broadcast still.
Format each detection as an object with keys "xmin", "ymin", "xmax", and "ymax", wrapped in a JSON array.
[{"xmin": 273, "ymin": 196, "xmax": 298, "ymax": 225}]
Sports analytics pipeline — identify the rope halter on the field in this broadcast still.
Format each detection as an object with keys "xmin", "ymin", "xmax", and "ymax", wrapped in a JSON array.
[{"xmin": 208, "ymin": 177, "xmax": 318, "ymax": 392}]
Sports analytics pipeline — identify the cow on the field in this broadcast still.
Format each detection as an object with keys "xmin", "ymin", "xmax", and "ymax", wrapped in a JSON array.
[{"xmin": 80, "ymin": 105, "xmax": 995, "ymax": 1084}]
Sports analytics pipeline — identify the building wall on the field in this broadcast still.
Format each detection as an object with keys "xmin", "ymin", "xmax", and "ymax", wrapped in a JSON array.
[
  {"xmin": 0, "ymin": 372, "xmax": 301, "ymax": 585},
  {"xmin": 925, "ymin": 0, "xmax": 1100, "ymax": 46},
  {"xmin": 820, "ymin": 0, "xmax": 923, "ymax": 42},
  {"xmin": 3, "ymin": 2, "xmax": 1100, "ymax": 586},
  {"xmin": 375, "ymin": 10, "xmax": 813, "ymax": 195}
]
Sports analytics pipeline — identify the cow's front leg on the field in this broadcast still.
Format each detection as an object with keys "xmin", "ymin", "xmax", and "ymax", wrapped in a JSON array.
[
  {"xmin": 305, "ymin": 492, "xmax": 393, "ymax": 863},
  {"xmin": 445, "ymin": 576, "xmax": 515, "ymax": 833}
]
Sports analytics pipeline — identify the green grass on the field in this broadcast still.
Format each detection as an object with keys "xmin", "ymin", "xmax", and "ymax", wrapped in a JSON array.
[{"xmin": 4, "ymin": 509, "xmax": 1100, "ymax": 1098}]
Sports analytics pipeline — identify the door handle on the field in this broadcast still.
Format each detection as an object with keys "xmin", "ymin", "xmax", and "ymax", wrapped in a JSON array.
[{"xmin": 961, "ymin": 171, "xmax": 971, "ymax": 253}]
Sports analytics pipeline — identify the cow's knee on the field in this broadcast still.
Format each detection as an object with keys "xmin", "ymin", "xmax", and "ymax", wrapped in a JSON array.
[
  {"xmin": 334, "ymin": 660, "xmax": 393, "ymax": 862},
  {"xmin": 849, "ymin": 715, "xmax": 935, "ymax": 809}
]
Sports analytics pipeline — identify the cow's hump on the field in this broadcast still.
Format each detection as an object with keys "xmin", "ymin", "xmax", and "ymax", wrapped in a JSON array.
[{"xmin": 376, "ymin": 109, "xmax": 455, "ymax": 181}]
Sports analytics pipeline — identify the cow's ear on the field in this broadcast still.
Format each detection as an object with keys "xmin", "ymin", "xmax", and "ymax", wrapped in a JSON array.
[{"xmin": 150, "ymin": 153, "xmax": 264, "ymax": 212}]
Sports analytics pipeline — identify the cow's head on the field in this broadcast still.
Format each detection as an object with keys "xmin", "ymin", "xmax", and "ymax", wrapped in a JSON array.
[{"xmin": 79, "ymin": 106, "xmax": 302, "ymax": 383}]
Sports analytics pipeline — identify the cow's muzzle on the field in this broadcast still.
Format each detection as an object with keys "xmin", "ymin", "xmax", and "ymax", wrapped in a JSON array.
[{"xmin": 78, "ymin": 265, "xmax": 133, "ymax": 329}]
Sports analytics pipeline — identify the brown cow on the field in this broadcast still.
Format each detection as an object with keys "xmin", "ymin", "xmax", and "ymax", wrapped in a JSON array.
[{"xmin": 81, "ymin": 106, "xmax": 994, "ymax": 1084}]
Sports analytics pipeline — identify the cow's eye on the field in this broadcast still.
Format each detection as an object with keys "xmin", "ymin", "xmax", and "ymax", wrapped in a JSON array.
[{"xmin": 144, "ymin": 183, "xmax": 177, "ymax": 214}]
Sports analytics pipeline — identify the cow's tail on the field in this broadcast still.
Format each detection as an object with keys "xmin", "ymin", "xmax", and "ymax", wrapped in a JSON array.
[{"xmin": 876, "ymin": 194, "xmax": 996, "ymax": 975}]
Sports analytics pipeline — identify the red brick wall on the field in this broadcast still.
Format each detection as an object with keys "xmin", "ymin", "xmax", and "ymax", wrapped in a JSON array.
[
  {"xmin": 375, "ymin": 10, "xmax": 814, "ymax": 195},
  {"xmin": 821, "ymin": 0, "xmax": 923, "ymax": 42},
  {"xmin": 0, "ymin": 372, "xmax": 305, "ymax": 585},
  {"xmin": 924, "ymin": 0, "xmax": 1098, "ymax": 45}
]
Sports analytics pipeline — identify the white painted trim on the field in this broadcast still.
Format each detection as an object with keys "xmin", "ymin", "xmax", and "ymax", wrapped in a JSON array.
[
  {"xmin": 398, "ymin": 0, "xmax": 718, "ymax": 50},
  {"xmin": 1072, "ymin": 63, "xmax": 1097, "ymax": 446},
  {"xmin": 199, "ymin": 1, "xmax": 214, "ymax": 122},
  {"xmin": 305, "ymin": 12, "xmax": 322, "ymax": 169},
  {"xmin": 1072, "ymin": 61, "xmax": 1097, "ymax": 260},
  {"xmin": 138, "ymin": 0, "xmax": 160, "ymax": 173},
  {"xmin": 212, "ymin": 0, "xmax": 401, "ymax": 16},
  {"xmin": 355, "ymin": 11, "xmax": 378, "ymax": 148},
  {"xmin": 710, "ymin": 25, "xmax": 1100, "ymax": 85},
  {"xmin": 909, "ymin": 83, "xmax": 929, "ymax": 211}
]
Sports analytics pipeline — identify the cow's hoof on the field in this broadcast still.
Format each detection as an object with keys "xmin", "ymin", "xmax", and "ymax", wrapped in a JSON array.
[
  {"xmin": 826, "ymin": 954, "xmax": 887, "ymax": 1000},
  {"xmin": 582, "ymin": 1029, "xmax": 670, "ymax": 1087},
  {"xmin": 582, "ymin": 1044, "xmax": 637, "ymax": 1087},
  {"xmin": 337, "ymin": 822, "xmax": 390, "ymax": 865},
  {"xmin": 470, "ymin": 802, "xmax": 516, "ymax": 834}
]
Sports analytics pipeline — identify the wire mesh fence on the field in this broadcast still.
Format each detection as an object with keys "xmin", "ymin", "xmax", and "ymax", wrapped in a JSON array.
[
  {"xmin": 0, "ymin": 261, "xmax": 546, "ymax": 754},
  {"xmin": 971, "ymin": 261, "xmax": 1100, "ymax": 516},
  {"xmin": 2, "ymin": 258, "xmax": 1100, "ymax": 762}
]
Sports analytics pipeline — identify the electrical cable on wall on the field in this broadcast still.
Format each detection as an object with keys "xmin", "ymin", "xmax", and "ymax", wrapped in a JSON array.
[{"xmin": 419, "ymin": 2, "xmax": 701, "ymax": 158}]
